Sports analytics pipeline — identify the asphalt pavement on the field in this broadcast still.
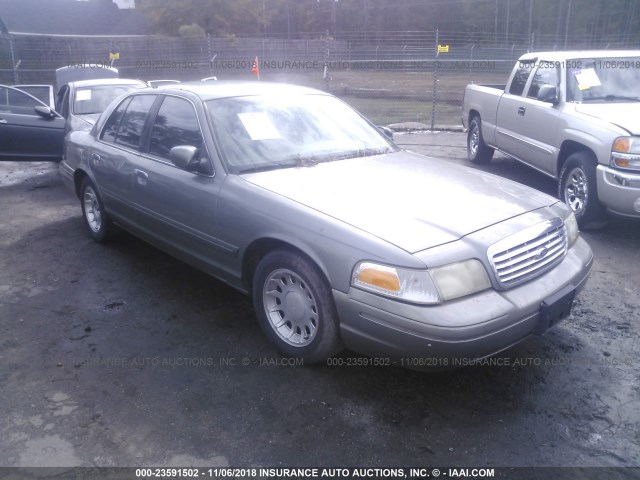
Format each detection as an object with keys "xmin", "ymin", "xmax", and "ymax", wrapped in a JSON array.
[{"xmin": 0, "ymin": 132, "xmax": 639, "ymax": 475}]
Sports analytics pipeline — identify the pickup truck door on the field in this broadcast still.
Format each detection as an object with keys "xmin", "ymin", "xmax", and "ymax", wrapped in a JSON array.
[{"xmin": 496, "ymin": 62, "xmax": 561, "ymax": 176}]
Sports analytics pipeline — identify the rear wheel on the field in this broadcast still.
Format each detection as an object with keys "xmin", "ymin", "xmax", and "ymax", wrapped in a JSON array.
[
  {"xmin": 252, "ymin": 249, "xmax": 343, "ymax": 363},
  {"xmin": 467, "ymin": 115, "xmax": 494, "ymax": 164},
  {"xmin": 80, "ymin": 177, "xmax": 113, "ymax": 242},
  {"xmin": 558, "ymin": 152, "xmax": 608, "ymax": 230}
]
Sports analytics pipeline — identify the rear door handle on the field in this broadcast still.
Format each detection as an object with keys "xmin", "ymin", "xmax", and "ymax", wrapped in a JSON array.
[
  {"xmin": 517, "ymin": 106, "xmax": 526, "ymax": 116},
  {"xmin": 0, "ymin": 118, "xmax": 7, "ymax": 124},
  {"xmin": 134, "ymin": 169, "xmax": 149, "ymax": 186}
]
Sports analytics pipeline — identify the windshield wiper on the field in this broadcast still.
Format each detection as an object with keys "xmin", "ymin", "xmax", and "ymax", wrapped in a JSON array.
[
  {"xmin": 236, "ymin": 162, "xmax": 297, "ymax": 174},
  {"xmin": 584, "ymin": 95, "xmax": 640, "ymax": 102},
  {"xmin": 238, "ymin": 147, "xmax": 393, "ymax": 174},
  {"xmin": 294, "ymin": 154, "xmax": 319, "ymax": 167},
  {"xmin": 330, "ymin": 147, "xmax": 393, "ymax": 161}
]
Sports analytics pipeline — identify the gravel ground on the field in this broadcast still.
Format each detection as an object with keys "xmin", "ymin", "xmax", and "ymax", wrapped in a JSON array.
[{"xmin": 0, "ymin": 133, "xmax": 638, "ymax": 477}]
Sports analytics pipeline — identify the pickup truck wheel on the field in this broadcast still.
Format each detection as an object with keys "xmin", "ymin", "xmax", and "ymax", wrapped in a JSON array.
[
  {"xmin": 559, "ymin": 152, "xmax": 608, "ymax": 230},
  {"xmin": 468, "ymin": 116, "xmax": 494, "ymax": 164},
  {"xmin": 80, "ymin": 177, "xmax": 113, "ymax": 242},
  {"xmin": 252, "ymin": 249, "xmax": 343, "ymax": 363}
]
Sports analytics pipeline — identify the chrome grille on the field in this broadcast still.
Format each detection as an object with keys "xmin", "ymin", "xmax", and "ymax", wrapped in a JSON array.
[{"xmin": 488, "ymin": 218, "xmax": 568, "ymax": 289}]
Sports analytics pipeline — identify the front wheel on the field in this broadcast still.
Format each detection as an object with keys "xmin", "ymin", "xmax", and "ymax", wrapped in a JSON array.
[
  {"xmin": 252, "ymin": 249, "xmax": 343, "ymax": 363},
  {"xmin": 467, "ymin": 115, "xmax": 494, "ymax": 164},
  {"xmin": 80, "ymin": 177, "xmax": 113, "ymax": 242},
  {"xmin": 558, "ymin": 152, "xmax": 608, "ymax": 230}
]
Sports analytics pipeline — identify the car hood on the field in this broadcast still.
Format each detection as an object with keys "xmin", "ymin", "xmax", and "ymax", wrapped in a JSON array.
[
  {"xmin": 575, "ymin": 103, "xmax": 640, "ymax": 135},
  {"xmin": 242, "ymin": 151, "xmax": 556, "ymax": 253}
]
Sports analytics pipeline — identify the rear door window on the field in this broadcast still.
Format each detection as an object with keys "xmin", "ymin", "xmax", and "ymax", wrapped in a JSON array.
[
  {"xmin": 112, "ymin": 95, "xmax": 156, "ymax": 151},
  {"xmin": 100, "ymin": 97, "xmax": 132, "ymax": 144}
]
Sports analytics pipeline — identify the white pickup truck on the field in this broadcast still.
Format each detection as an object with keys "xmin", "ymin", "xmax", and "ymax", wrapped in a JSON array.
[{"xmin": 462, "ymin": 50, "xmax": 640, "ymax": 229}]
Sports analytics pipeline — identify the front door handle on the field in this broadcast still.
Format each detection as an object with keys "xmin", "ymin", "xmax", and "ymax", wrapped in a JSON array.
[
  {"xmin": 0, "ymin": 118, "xmax": 7, "ymax": 124},
  {"xmin": 134, "ymin": 169, "xmax": 149, "ymax": 186},
  {"xmin": 91, "ymin": 152, "xmax": 103, "ymax": 166},
  {"xmin": 517, "ymin": 106, "xmax": 526, "ymax": 116}
]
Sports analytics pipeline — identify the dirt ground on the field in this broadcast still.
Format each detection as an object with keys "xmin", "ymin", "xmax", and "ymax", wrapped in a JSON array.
[{"xmin": 0, "ymin": 132, "xmax": 639, "ymax": 477}]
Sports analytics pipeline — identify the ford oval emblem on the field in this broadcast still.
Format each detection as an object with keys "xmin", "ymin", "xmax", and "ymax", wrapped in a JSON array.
[{"xmin": 535, "ymin": 247, "xmax": 549, "ymax": 259}]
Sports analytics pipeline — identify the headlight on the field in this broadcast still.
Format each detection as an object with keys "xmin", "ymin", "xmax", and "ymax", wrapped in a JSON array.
[
  {"xmin": 611, "ymin": 136, "xmax": 640, "ymax": 171},
  {"xmin": 564, "ymin": 211, "xmax": 579, "ymax": 248},
  {"xmin": 550, "ymin": 201, "xmax": 580, "ymax": 248},
  {"xmin": 352, "ymin": 262, "xmax": 439, "ymax": 304},
  {"xmin": 351, "ymin": 259, "xmax": 491, "ymax": 304},
  {"xmin": 429, "ymin": 259, "xmax": 491, "ymax": 301}
]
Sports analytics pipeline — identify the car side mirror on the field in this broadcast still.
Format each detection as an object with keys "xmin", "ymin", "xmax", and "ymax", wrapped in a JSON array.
[
  {"xmin": 169, "ymin": 145, "xmax": 199, "ymax": 170},
  {"xmin": 378, "ymin": 126, "xmax": 394, "ymax": 140},
  {"xmin": 169, "ymin": 145, "xmax": 212, "ymax": 175},
  {"xmin": 537, "ymin": 85, "xmax": 559, "ymax": 104},
  {"xmin": 34, "ymin": 105, "xmax": 57, "ymax": 119}
]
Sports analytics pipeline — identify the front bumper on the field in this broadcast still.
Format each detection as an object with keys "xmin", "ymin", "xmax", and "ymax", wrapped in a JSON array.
[
  {"xmin": 596, "ymin": 165, "xmax": 640, "ymax": 218},
  {"xmin": 333, "ymin": 237, "xmax": 593, "ymax": 365}
]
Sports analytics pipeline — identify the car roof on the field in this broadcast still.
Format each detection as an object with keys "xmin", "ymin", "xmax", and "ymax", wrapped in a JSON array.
[
  {"xmin": 69, "ymin": 78, "xmax": 147, "ymax": 88},
  {"xmin": 141, "ymin": 81, "xmax": 328, "ymax": 100},
  {"xmin": 519, "ymin": 50, "xmax": 640, "ymax": 62}
]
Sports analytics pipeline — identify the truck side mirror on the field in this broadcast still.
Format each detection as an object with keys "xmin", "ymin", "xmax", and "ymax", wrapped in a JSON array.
[
  {"xmin": 537, "ymin": 85, "xmax": 559, "ymax": 104},
  {"xmin": 378, "ymin": 126, "xmax": 394, "ymax": 140}
]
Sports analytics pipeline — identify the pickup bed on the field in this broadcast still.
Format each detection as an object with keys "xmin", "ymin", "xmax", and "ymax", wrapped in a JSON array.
[{"xmin": 462, "ymin": 50, "xmax": 640, "ymax": 229}]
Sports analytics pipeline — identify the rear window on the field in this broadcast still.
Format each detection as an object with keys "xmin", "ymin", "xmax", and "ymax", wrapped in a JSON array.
[{"xmin": 509, "ymin": 62, "xmax": 534, "ymax": 96}]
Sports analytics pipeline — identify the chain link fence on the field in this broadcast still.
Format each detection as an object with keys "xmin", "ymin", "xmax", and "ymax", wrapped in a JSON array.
[{"xmin": 1, "ymin": 31, "xmax": 638, "ymax": 128}]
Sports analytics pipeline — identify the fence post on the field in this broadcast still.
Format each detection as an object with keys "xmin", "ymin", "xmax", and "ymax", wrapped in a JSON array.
[
  {"xmin": 430, "ymin": 29, "xmax": 439, "ymax": 131},
  {"xmin": 530, "ymin": 32, "xmax": 535, "ymax": 51},
  {"xmin": 469, "ymin": 44, "xmax": 475, "ymax": 78},
  {"xmin": 9, "ymin": 36, "xmax": 19, "ymax": 84},
  {"xmin": 402, "ymin": 44, "xmax": 407, "ymax": 70},
  {"xmin": 323, "ymin": 29, "xmax": 330, "ymax": 91},
  {"xmin": 207, "ymin": 33, "xmax": 216, "ymax": 75}
]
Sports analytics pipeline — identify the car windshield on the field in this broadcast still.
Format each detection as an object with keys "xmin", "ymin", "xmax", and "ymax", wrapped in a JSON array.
[
  {"xmin": 206, "ymin": 94, "xmax": 395, "ymax": 173},
  {"xmin": 73, "ymin": 84, "xmax": 141, "ymax": 115},
  {"xmin": 566, "ymin": 57, "xmax": 640, "ymax": 102}
]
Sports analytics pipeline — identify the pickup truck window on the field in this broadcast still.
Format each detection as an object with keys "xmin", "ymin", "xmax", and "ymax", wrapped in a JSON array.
[
  {"xmin": 509, "ymin": 63, "xmax": 533, "ymax": 96},
  {"xmin": 566, "ymin": 57, "xmax": 640, "ymax": 103},
  {"xmin": 527, "ymin": 64, "xmax": 559, "ymax": 99}
]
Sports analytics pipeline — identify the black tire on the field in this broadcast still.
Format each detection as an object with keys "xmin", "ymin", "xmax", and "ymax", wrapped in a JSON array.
[
  {"xmin": 80, "ymin": 177, "xmax": 113, "ymax": 242},
  {"xmin": 467, "ymin": 115, "xmax": 494, "ymax": 164},
  {"xmin": 252, "ymin": 249, "xmax": 343, "ymax": 363},
  {"xmin": 558, "ymin": 152, "xmax": 608, "ymax": 230}
]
